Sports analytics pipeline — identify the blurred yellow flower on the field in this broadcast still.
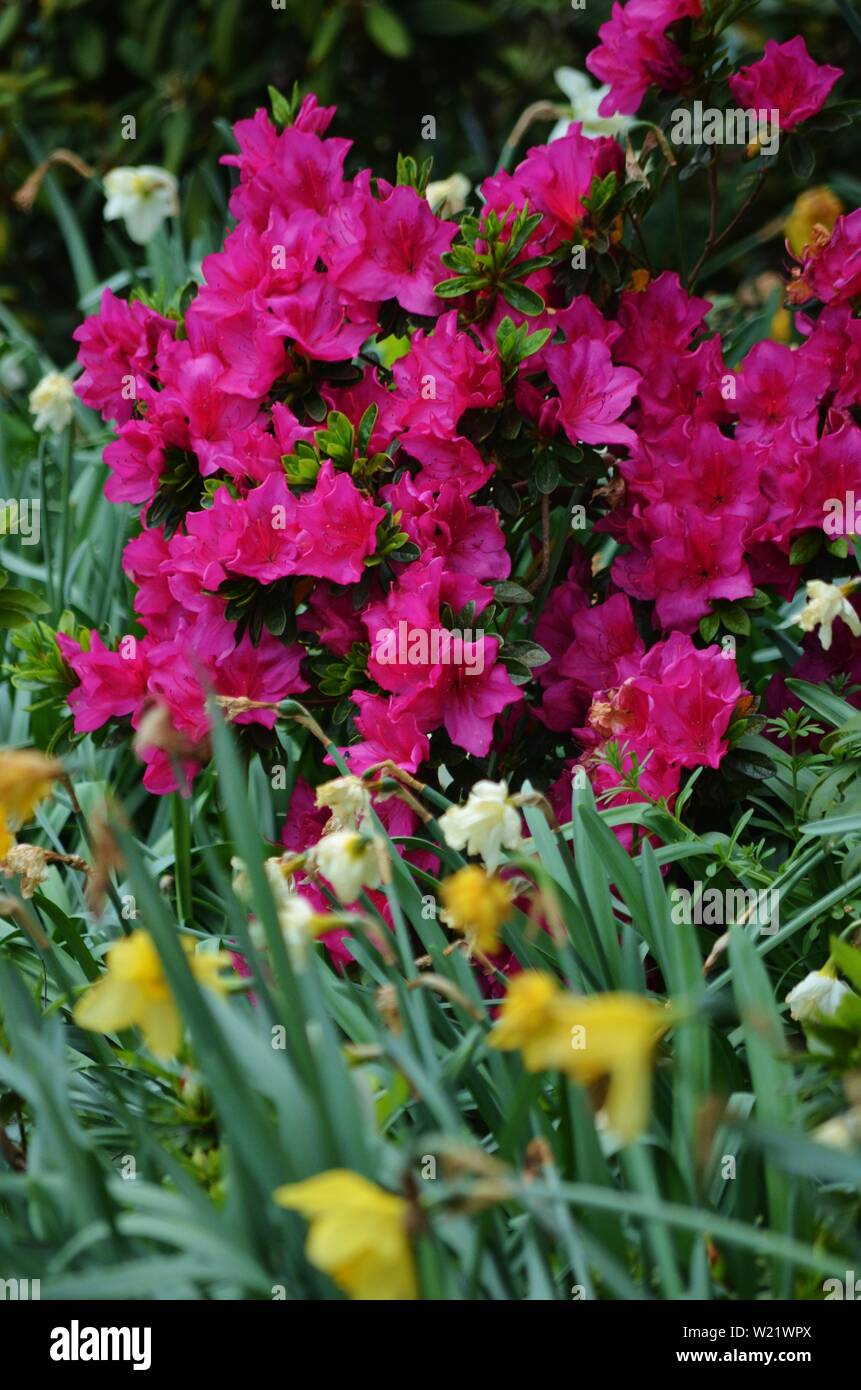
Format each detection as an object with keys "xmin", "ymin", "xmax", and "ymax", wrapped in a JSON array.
[
  {"xmin": 490, "ymin": 971, "xmax": 669, "ymax": 1143},
  {"xmin": 274, "ymin": 1169, "xmax": 417, "ymax": 1300},
  {"xmin": 489, "ymin": 970, "xmax": 570, "ymax": 1068},
  {"xmin": 564, "ymin": 992, "xmax": 670, "ymax": 1144},
  {"xmin": 770, "ymin": 306, "xmax": 791, "ymax": 343},
  {"xmin": 74, "ymin": 929, "xmax": 230, "ymax": 1059},
  {"xmin": 439, "ymin": 865, "xmax": 512, "ymax": 955},
  {"xmin": 785, "ymin": 186, "xmax": 843, "ymax": 258},
  {"xmin": 0, "ymin": 749, "xmax": 62, "ymax": 857}
]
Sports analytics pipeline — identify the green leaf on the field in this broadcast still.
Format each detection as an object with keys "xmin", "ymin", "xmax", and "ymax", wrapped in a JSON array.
[
  {"xmin": 534, "ymin": 454, "xmax": 559, "ymax": 494},
  {"xmin": 727, "ymin": 925, "xmax": 798, "ymax": 1291},
  {"xmin": 364, "ymin": 4, "xmax": 413, "ymax": 57},
  {"xmin": 699, "ymin": 612, "xmax": 720, "ymax": 643},
  {"xmin": 503, "ymin": 640, "xmax": 551, "ymax": 669},
  {"xmin": 501, "ymin": 280, "xmax": 545, "ymax": 317},
  {"xmin": 786, "ymin": 678, "xmax": 858, "ymax": 729},
  {"xmin": 830, "ymin": 936, "xmax": 861, "ymax": 993},
  {"xmin": 411, "ymin": 0, "xmax": 493, "ymax": 34},
  {"xmin": 493, "ymin": 581, "xmax": 533, "ymax": 605},
  {"xmin": 788, "ymin": 529, "xmax": 822, "ymax": 566}
]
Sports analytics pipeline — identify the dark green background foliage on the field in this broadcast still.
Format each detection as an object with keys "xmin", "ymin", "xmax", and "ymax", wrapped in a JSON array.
[
  {"xmin": 1, "ymin": 0, "xmax": 577, "ymax": 354},
  {"xmin": 2, "ymin": 0, "xmax": 861, "ymax": 359}
]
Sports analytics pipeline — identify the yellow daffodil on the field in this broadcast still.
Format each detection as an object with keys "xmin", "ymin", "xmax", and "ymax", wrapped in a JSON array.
[
  {"xmin": 563, "ymin": 992, "xmax": 670, "ymax": 1144},
  {"xmin": 0, "ymin": 748, "xmax": 62, "ymax": 857},
  {"xmin": 489, "ymin": 970, "xmax": 573, "ymax": 1070},
  {"xmin": 74, "ymin": 929, "xmax": 230, "ymax": 1059},
  {"xmin": 490, "ymin": 971, "xmax": 669, "ymax": 1144},
  {"xmin": 274, "ymin": 1169, "xmax": 417, "ymax": 1300},
  {"xmin": 785, "ymin": 186, "xmax": 843, "ymax": 258},
  {"xmin": 440, "ymin": 865, "xmax": 513, "ymax": 956}
]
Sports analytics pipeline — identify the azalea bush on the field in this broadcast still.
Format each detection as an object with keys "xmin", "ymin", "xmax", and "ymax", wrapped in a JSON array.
[{"xmin": 2, "ymin": 0, "xmax": 861, "ymax": 1301}]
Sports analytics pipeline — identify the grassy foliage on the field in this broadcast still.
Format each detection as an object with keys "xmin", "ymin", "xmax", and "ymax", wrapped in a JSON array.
[{"xmin": 1, "ymin": 0, "xmax": 861, "ymax": 1303}]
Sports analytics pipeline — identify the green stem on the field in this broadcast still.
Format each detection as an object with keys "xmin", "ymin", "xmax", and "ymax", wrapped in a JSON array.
[
  {"xmin": 57, "ymin": 425, "xmax": 73, "ymax": 609},
  {"xmin": 171, "ymin": 792, "xmax": 194, "ymax": 928}
]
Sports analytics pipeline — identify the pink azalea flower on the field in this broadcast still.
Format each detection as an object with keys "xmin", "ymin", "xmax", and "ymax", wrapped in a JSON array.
[
  {"xmin": 729, "ymin": 37, "xmax": 842, "ymax": 133},
  {"xmin": 399, "ymin": 641, "xmax": 523, "ymax": 758},
  {"xmin": 184, "ymin": 296, "xmax": 286, "ymax": 400},
  {"xmin": 230, "ymin": 124, "xmax": 351, "ymax": 231},
  {"xmin": 267, "ymin": 275, "xmax": 377, "ymax": 361},
  {"xmin": 504, "ymin": 125, "xmax": 625, "ymax": 246},
  {"xmin": 103, "ymin": 417, "xmax": 169, "ymax": 506},
  {"xmin": 297, "ymin": 583, "xmax": 368, "ymax": 657},
  {"xmin": 220, "ymin": 471, "xmax": 301, "ymax": 584},
  {"xmin": 123, "ymin": 528, "xmax": 186, "ymax": 642},
  {"xmin": 214, "ymin": 631, "xmax": 308, "ymax": 721},
  {"xmin": 558, "ymin": 593, "xmax": 645, "ymax": 698},
  {"xmin": 364, "ymin": 558, "xmax": 445, "ymax": 696},
  {"xmin": 324, "ymin": 181, "xmax": 457, "ymax": 316},
  {"xmin": 362, "ymin": 557, "xmax": 520, "ymax": 755},
  {"xmin": 281, "ymin": 776, "xmax": 329, "ymax": 851},
  {"xmin": 586, "ymin": 2, "xmax": 690, "ymax": 117},
  {"xmin": 629, "ymin": 633, "xmax": 744, "ymax": 768},
  {"xmin": 73, "ymin": 288, "xmax": 174, "ymax": 425},
  {"xmin": 789, "ymin": 209, "xmax": 861, "ymax": 307},
  {"xmin": 341, "ymin": 691, "xmax": 429, "ymax": 775},
  {"xmin": 156, "ymin": 337, "xmax": 259, "ymax": 475},
  {"xmin": 614, "ymin": 272, "xmax": 711, "ymax": 393},
  {"xmin": 613, "ymin": 502, "xmax": 753, "ymax": 631},
  {"xmin": 579, "ymin": 744, "xmax": 682, "ymax": 852},
  {"xmin": 381, "ymin": 475, "xmax": 510, "ymax": 606},
  {"xmin": 292, "ymin": 461, "xmax": 385, "ymax": 584},
  {"xmin": 58, "ymin": 631, "xmax": 149, "ymax": 733},
  {"xmin": 733, "ymin": 340, "xmax": 824, "ymax": 445},
  {"xmin": 631, "ymin": 335, "xmax": 728, "ymax": 440},
  {"xmin": 400, "ymin": 431, "xmax": 495, "ymax": 497},
  {"xmin": 545, "ymin": 337, "xmax": 640, "ymax": 447},
  {"xmin": 392, "ymin": 311, "xmax": 503, "ymax": 435}
]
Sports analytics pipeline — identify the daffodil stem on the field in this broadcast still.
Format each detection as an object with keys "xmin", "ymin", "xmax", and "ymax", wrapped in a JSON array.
[
  {"xmin": 171, "ymin": 792, "xmax": 194, "ymax": 927},
  {"xmin": 57, "ymin": 424, "xmax": 73, "ymax": 607},
  {"xmin": 622, "ymin": 1143, "xmax": 684, "ymax": 1298}
]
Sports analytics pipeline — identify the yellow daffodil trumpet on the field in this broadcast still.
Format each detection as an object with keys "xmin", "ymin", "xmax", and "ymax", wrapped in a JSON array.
[
  {"xmin": 490, "ymin": 971, "xmax": 670, "ymax": 1144},
  {"xmin": 0, "ymin": 748, "xmax": 62, "ymax": 858},
  {"xmin": 74, "ymin": 929, "xmax": 231, "ymax": 1059},
  {"xmin": 439, "ymin": 865, "xmax": 513, "ymax": 956},
  {"xmin": 274, "ymin": 1169, "xmax": 418, "ymax": 1300}
]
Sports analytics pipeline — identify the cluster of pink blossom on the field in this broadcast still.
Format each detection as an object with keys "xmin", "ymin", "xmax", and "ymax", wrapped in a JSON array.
[
  {"xmin": 588, "ymin": 10, "xmax": 841, "ymax": 125},
  {"xmin": 61, "ymin": 18, "xmax": 853, "ymax": 859}
]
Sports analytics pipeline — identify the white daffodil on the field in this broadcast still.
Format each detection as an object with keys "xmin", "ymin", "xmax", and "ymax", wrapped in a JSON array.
[
  {"xmin": 103, "ymin": 166, "xmax": 178, "ymax": 245},
  {"xmin": 28, "ymin": 371, "xmax": 75, "ymax": 433},
  {"xmin": 232, "ymin": 853, "xmax": 298, "ymax": 912},
  {"xmin": 438, "ymin": 779, "xmax": 523, "ymax": 872},
  {"xmin": 0, "ymin": 350, "xmax": 26, "ymax": 392},
  {"xmin": 426, "ymin": 172, "xmax": 471, "ymax": 216},
  {"xmin": 550, "ymin": 68, "xmax": 632, "ymax": 142},
  {"xmin": 275, "ymin": 891, "xmax": 329, "ymax": 968},
  {"xmin": 797, "ymin": 580, "xmax": 861, "ymax": 651},
  {"xmin": 315, "ymin": 775, "xmax": 371, "ymax": 831},
  {"xmin": 813, "ymin": 1108, "xmax": 861, "ymax": 1152},
  {"xmin": 310, "ymin": 830, "xmax": 384, "ymax": 904},
  {"xmin": 785, "ymin": 968, "xmax": 852, "ymax": 1022},
  {"xmin": 231, "ymin": 855, "xmax": 331, "ymax": 967}
]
